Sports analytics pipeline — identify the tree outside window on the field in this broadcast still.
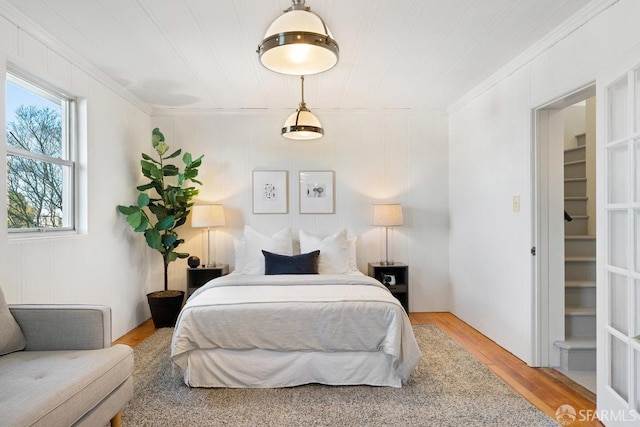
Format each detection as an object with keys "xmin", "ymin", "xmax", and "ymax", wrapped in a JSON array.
[{"xmin": 5, "ymin": 72, "xmax": 75, "ymax": 232}]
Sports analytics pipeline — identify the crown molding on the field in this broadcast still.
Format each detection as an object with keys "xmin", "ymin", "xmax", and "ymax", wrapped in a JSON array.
[
  {"xmin": 447, "ymin": 0, "xmax": 618, "ymax": 114},
  {"xmin": 0, "ymin": 1, "xmax": 152, "ymax": 115}
]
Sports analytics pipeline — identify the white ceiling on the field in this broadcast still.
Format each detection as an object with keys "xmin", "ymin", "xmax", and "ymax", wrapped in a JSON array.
[{"xmin": 4, "ymin": 0, "xmax": 591, "ymax": 111}]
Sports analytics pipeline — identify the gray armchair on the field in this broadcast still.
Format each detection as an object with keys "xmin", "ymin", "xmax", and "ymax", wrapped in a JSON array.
[{"xmin": 1, "ymin": 305, "xmax": 134, "ymax": 427}]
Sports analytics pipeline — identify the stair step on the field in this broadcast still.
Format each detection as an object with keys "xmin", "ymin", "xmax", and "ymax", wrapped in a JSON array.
[
  {"xmin": 564, "ymin": 145, "xmax": 586, "ymax": 162},
  {"xmin": 565, "ymin": 198, "xmax": 587, "ymax": 216},
  {"xmin": 564, "ymin": 160, "xmax": 586, "ymax": 179},
  {"xmin": 565, "ymin": 235, "xmax": 595, "ymax": 241},
  {"xmin": 566, "ymin": 280, "xmax": 596, "ymax": 288},
  {"xmin": 554, "ymin": 338, "xmax": 596, "ymax": 350},
  {"xmin": 566, "ymin": 306, "xmax": 596, "ymax": 316},
  {"xmin": 565, "ymin": 216, "xmax": 589, "ymax": 235},
  {"xmin": 565, "ymin": 179, "xmax": 586, "ymax": 197}
]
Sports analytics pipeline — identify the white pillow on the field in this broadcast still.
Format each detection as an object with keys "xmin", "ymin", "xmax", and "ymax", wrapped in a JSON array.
[
  {"xmin": 233, "ymin": 239, "xmax": 245, "ymax": 272},
  {"xmin": 299, "ymin": 229, "xmax": 350, "ymax": 274},
  {"xmin": 0, "ymin": 286, "xmax": 25, "ymax": 356},
  {"xmin": 242, "ymin": 226, "xmax": 293, "ymax": 275},
  {"xmin": 347, "ymin": 236, "xmax": 358, "ymax": 272}
]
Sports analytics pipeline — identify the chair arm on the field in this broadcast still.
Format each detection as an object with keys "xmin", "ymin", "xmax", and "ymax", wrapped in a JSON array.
[{"xmin": 8, "ymin": 305, "xmax": 112, "ymax": 351}]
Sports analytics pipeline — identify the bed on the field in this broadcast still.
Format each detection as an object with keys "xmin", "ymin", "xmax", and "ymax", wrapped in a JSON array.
[{"xmin": 170, "ymin": 227, "xmax": 422, "ymax": 388}]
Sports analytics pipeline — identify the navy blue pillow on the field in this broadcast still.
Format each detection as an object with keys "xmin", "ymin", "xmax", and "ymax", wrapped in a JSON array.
[{"xmin": 262, "ymin": 250, "xmax": 320, "ymax": 275}]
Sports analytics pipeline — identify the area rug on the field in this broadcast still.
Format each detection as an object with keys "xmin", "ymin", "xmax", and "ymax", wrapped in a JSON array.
[{"xmin": 122, "ymin": 324, "xmax": 557, "ymax": 426}]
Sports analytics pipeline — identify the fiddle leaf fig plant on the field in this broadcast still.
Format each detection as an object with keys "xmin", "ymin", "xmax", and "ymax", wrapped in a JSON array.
[{"xmin": 118, "ymin": 128, "xmax": 203, "ymax": 292}]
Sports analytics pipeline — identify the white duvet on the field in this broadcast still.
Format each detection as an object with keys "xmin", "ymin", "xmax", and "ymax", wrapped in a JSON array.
[{"xmin": 170, "ymin": 273, "xmax": 422, "ymax": 386}]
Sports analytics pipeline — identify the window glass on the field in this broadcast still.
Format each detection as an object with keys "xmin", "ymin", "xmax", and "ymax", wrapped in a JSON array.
[{"xmin": 5, "ymin": 71, "xmax": 75, "ymax": 232}]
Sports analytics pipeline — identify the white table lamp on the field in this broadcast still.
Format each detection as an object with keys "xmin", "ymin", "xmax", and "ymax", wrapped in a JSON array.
[
  {"xmin": 191, "ymin": 204, "xmax": 226, "ymax": 267},
  {"xmin": 372, "ymin": 204, "xmax": 403, "ymax": 265}
]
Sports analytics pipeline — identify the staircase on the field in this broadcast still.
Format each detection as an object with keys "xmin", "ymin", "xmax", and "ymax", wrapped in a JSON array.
[{"xmin": 554, "ymin": 135, "xmax": 597, "ymax": 377}]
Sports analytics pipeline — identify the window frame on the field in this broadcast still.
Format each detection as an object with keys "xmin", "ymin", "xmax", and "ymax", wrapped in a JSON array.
[{"xmin": 5, "ymin": 68, "xmax": 78, "ymax": 235}]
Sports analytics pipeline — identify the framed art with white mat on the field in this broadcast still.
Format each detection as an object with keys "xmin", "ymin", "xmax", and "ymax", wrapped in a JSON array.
[
  {"xmin": 299, "ymin": 170, "xmax": 334, "ymax": 214},
  {"xmin": 253, "ymin": 170, "xmax": 288, "ymax": 214}
]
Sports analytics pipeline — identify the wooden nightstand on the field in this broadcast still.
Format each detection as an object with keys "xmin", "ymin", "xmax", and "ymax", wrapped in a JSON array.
[
  {"xmin": 367, "ymin": 262, "xmax": 409, "ymax": 312},
  {"xmin": 187, "ymin": 264, "xmax": 229, "ymax": 297}
]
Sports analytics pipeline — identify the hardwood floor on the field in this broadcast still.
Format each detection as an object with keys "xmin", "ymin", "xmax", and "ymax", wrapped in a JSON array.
[{"xmin": 115, "ymin": 312, "xmax": 602, "ymax": 426}]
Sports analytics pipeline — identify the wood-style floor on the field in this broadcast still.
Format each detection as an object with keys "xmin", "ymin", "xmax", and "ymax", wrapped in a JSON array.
[{"xmin": 115, "ymin": 312, "xmax": 602, "ymax": 427}]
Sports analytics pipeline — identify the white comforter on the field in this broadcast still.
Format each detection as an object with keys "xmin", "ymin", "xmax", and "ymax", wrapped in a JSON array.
[{"xmin": 171, "ymin": 273, "xmax": 422, "ymax": 384}]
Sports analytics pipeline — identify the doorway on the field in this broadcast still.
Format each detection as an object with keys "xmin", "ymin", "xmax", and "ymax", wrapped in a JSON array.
[{"xmin": 533, "ymin": 84, "xmax": 596, "ymax": 393}]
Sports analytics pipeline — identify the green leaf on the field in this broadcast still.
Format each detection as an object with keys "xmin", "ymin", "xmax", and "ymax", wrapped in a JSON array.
[
  {"xmin": 176, "ymin": 252, "xmax": 189, "ymax": 259},
  {"xmin": 163, "ymin": 165, "xmax": 179, "ymax": 176},
  {"xmin": 164, "ymin": 149, "xmax": 181, "ymax": 160},
  {"xmin": 183, "ymin": 152, "xmax": 192, "ymax": 166},
  {"xmin": 166, "ymin": 251, "xmax": 178, "ymax": 263},
  {"xmin": 156, "ymin": 215, "xmax": 175, "ymax": 231},
  {"xmin": 136, "ymin": 183, "xmax": 155, "ymax": 192},
  {"xmin": 137, "ymin": 193, "xmax": 150, "ymax": 207},
  {"xmin": 152, "ymin": 128, "xmax": 164, "ymax": 146},
  {"xmin": 125, "ymin": 211, "xmax": 142, "ymax": 228},
  {"xmin": 134, "ymin": 217, "xmax": 148, "ymax": 232},
  {"xmin": 117, "ymin": 205, "xmax": 137, "ymax": 215},
  {"xmin": 141, "ymin": 153, "xmax": 160, "ymax": 164},
  {"xmin": 148, "ymin": 204, "xmax": 168, "ymax": 219},
  {"xmin": 144, "ymin": 228, "xmax": 162, "ymax": 250},
  {"xmin": 162, "ymin": 234, "xmax": 177, "ymax": 247}
]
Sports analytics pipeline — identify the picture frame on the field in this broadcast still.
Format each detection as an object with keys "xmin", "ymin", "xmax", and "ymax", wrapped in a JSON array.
[
  {"xmin": 253, "ymin": 170, "xmax": 288, "ymax": 214},
  {"xmin": 299, "ymin": 170, "xmax": 335, "ymax": 214}
]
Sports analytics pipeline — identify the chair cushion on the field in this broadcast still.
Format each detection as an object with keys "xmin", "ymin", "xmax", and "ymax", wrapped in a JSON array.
[
  {"xmin": 0, "ymin": 286, "xmax": 25, "ymax": 356},
  {"xmin": 0, "ymin": 344, "xmax": 133, "ymax": 426}
]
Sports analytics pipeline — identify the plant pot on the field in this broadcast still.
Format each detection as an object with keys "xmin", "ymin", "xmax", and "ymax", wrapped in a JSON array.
[{"xmin": 147, "ymin": 290, "xmax": 185, "ymax": 328}]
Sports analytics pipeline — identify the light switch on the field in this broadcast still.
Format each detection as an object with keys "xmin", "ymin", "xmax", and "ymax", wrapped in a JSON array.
[{"xmin": 513, "ymin": 195, "xmax": 520, "ymax": 213}]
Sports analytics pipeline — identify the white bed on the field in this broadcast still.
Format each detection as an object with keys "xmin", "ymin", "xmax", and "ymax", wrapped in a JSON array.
[{"xmin": 170, "ymin": 272, "xmax": 422, "ymax": 388}]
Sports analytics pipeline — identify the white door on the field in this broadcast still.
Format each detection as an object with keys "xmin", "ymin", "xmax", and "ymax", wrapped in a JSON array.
[{"xmin": 596, "ymin": 46, "xmax": 640, "ymax": 426}]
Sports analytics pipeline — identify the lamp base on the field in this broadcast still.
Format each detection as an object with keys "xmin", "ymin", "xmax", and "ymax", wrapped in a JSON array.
[{"xmin": 379, "ymin": 260, "xmax": 395, "ymax": 266}]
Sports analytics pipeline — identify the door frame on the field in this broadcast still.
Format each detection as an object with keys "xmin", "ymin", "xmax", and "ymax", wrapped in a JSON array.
[{"xmin": 532, "ymin": 84, "xmax": 596, "ymax": 367}]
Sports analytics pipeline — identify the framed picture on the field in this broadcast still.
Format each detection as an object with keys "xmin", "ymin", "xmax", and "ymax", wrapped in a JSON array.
[
  {"xmin": 299, "ymin": 170, "xmax": 335, "ymax": 214},
  {"xmin": 253, "ymin": 170, "xmax": 288, "ymax": 214}
]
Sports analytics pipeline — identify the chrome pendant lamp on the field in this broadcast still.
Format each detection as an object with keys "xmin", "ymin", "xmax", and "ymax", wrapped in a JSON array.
[
  {"xmin": 257, "ymin": 0, "xmax": 339, "ymax": 76},
  {"xmin": 282, "ymin": 76, "xmax": 323, "ymax": 140}
]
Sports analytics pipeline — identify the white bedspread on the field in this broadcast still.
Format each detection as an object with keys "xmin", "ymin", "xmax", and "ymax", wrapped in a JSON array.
[{"xmin": 170, "ymin": 273, "xmax": 422, "ymax": 385}]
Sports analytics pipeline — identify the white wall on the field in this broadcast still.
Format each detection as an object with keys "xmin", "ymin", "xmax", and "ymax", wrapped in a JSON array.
[
  {"xmin": 449, "ymin": 0, "xmax": 640, "ymax": 364},
  {"xmin": 151, "ymin": 110, "xmax": 450, "ymax": 313},
  {"xmin": 0, "ymin": 12, "xmax": 153, "ymax": 340}
]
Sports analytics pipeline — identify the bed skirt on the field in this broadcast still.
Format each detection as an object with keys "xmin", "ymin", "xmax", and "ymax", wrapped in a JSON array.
[{"xmin": 180, "ymin": 348, "xmax": 402, "ymax": 388}]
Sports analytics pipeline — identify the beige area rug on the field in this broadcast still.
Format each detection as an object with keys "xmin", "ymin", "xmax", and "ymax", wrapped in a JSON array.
[{"xmin": 122, "ymin": 324, "xmax": 557, "ymax": 426}]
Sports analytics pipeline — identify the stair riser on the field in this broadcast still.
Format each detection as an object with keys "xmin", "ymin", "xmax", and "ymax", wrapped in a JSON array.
[
  {"xmin": 558, "ymin": 347, "xmax": 596, "ymax": 371},
  {"xmin": 564, "ymin": 162, "xmax": 586, "ymax": 179},
  {"xmin": 565, "ymin": 218, "xmax": 588, "ymax": 235},
  {"xmin": 565, "ymin": 239, "xmax": 596, "ymax": 257},
  {"xmin": 565, "ymin": 262, "xmax": 596, "ymax": 281},
  {"xmin": 565, "ymin": 181, "xmax": 586, "ymax": 197},
  {"xmin": 564, "ymin": 146, "xmax": 586, "ymax": 163},
  {"xmin": 565, "ymin": 199, "xmax": 587, "ymax": 216},
  {"xmin": 566, "ymin": 314, "xmax": 596, "ymax": 337},
  {"xmin": 566, "ymin": 287, "xmax": 596, "ymax": 307}
]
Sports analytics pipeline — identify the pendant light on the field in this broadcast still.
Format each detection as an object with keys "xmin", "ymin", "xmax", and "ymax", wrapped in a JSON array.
[
  {"xmin": 257, "ymin": 0, "xmax": 339, "ymax": 76},
  {"xmin": 282, "ymin": 76, "xmax": 323, "ymax": 140}
]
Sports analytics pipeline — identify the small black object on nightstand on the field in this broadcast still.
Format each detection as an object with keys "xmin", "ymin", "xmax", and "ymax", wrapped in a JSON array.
[{"xmin": 368, "ymin": 262, "xmax": 409, "ymax": 312}]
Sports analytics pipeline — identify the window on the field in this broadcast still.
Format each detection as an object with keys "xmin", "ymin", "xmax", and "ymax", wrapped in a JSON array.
[{"xmin": 5, "ymin": 70, "xmax": 76, "ymax": 233}]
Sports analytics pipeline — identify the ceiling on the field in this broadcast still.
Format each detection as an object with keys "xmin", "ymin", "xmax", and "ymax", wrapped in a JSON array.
[{"xmin": 4, "ymin": 0, "xmax": 591, "ymax": 111}]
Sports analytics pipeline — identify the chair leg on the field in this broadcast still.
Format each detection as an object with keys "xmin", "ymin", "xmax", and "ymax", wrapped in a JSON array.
[{"xmin": 110, "ymin": 411, "xmax": 122, "ymax": 427}]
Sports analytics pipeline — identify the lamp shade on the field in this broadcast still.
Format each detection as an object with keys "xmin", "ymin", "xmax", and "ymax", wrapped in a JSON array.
[
  {"xmin": 191, "ymin": 204, "xmax": 225, "ymax": 228},
  {"xmin": 371, "ymin": 204, "xmax": 403, "ymax": 227},
  {"xmin": 257, "ymin": 0, "xmax": 339, "ymax": 75},
  {"xmin": 282, "ymin": 109, "xmax": 323, "ymax": 140}
]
